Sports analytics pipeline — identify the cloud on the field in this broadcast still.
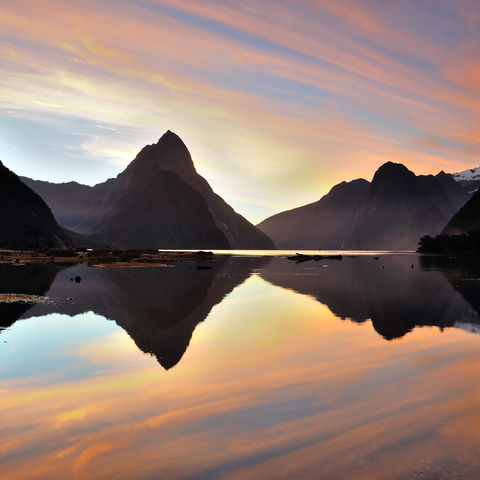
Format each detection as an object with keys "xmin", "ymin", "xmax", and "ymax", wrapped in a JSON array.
[{"xmin": 0, "ymin": 0, "xmax": 479, "ymax": 221}]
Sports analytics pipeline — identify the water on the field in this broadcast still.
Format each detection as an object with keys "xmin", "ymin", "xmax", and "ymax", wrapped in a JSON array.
[
  {"xmin": 1, "ymin": 254, "xmax": 480, "ymax": 479},
  {"xmin": 158, "ymin": 249, "xmax": 416, "ymax": 256}
]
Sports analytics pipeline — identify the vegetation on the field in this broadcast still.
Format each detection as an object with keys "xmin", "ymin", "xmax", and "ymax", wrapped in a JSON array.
[{"xmin": 418, "ymin": 231, "xmax": 480, "ymax": 254}]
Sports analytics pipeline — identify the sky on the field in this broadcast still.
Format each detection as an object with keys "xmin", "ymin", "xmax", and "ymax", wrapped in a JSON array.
[{"xmin": 1, "ymin": 0, "xmax": 480, "ymax": 223}]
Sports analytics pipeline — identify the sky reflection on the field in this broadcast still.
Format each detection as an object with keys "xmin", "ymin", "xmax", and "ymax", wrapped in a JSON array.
[{"xmin": 2, "ymin": 265, "xmax": 480, "ymax": 479}]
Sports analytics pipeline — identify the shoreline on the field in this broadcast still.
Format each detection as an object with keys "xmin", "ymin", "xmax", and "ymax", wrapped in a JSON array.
[
  {"xmin": 1, "ymin": 248, "xmax": 479, "ymax": 267},
  {"xmin": 0, "ymin": 249, "xmax": 226, "ymax": 267}
]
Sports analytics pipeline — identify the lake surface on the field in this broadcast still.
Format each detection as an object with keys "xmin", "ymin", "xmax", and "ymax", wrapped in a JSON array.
[{"xmin": 2, "ymin": 254, "xmax": 480, "ymax": 479}]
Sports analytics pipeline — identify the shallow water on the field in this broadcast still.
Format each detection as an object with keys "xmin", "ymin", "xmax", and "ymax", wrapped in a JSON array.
[{"xmin": 2, "ymin": 254, "xmax": 480, "ymax": 479}]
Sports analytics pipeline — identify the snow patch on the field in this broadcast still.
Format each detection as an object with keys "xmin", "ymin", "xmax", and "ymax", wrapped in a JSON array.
[{"xmin": 452, "ymin": 166, "xmax": 480, "ymax": 182}]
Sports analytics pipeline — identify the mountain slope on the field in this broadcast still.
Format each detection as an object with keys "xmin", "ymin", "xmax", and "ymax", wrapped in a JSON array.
[
  {"xmin": 442, "ymin": 188, "xmax": 480, "ymax": 235},
  {"xmin": 346, "ymin": 162, "xmax": 464, "ymax": 250},
  {"xmin": 99, "ymin": 170, "xmax": 229, "ymax": 248},
  {"xmin": 257, "ymin": 179, "xmax": 370, "ymax": 249},
  {"xmin": 0, "ymin": 160, "xmax": 71, "ymax": 249}
]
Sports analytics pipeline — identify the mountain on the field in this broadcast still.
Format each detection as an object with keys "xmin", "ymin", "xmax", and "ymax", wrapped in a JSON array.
[
  {"xmin": 0, "ymin": 160, "xmax": 71, "ymax": 249},
  {"xmin": 442, "ymin": 187, "xmax": 480, "ymax": 235},
  {"xmin": 257, "ymin": 179, "xmax": 370, "ymax": 249},
  {"xmin": 452, "ymin": 166, "xmax": 480, "ymax": 193},
  {"xmin": 23, "ymin": 131, "xmax": 273, "ymax": 249},
  {"xmin": 98, "ymin": 170, "xmax": 230, "ymax": 248},
  {"xmin": 345, "ymin": 162, "xmax": 469, "ymax": 250},
  {"xmin": 257, "ymin": 163, "xmax": 470, "ymax": 251}
]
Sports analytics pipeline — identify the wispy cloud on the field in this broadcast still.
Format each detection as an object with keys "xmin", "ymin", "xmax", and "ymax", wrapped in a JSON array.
[{"xmin": 0, "ymin": 0, "xmax": 479, "ymax": 221}]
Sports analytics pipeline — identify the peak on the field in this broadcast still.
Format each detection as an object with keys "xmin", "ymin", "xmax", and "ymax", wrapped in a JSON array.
[
  {"xmin": 373, "ymin": 162, "xmax": 415, "ymax": 182},
  {"xmin": 123, "ymin": 131, "xmax": 196, "ymax": 181},
  {"xmin": 377, "ymin": 161, "xmax": 410, "ymax": 173},
  {"xmin": 157, "ymin": 130, "xmax": 184, "ymax": 145}
]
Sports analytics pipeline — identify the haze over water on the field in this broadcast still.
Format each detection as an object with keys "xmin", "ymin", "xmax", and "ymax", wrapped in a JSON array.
[{"xmin": 2, "ymin": 254, "xmax": 480, "ymax": 479}]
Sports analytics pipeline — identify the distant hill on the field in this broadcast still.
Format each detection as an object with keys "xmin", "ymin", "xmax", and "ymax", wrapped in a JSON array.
[
  {"xmin": 345, "ymin": 162, "xmax": 470, "ymax": 250},
  {"xmin": 257, "ymin": 179, "xmax": 370, "ymax": 249},
  {"xmin": 0, "ymin": 160, "xmax": 71, "ymax": 249},
  {"xmin": 23, "ymin": 131, "xmax": 274, "ymax": 249}
]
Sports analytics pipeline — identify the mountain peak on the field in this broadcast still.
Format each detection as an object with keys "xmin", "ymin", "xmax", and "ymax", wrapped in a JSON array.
[
  {"xmin": 375, "ymin": 161, "xmax": 413, "ymax": 177},
  {"xmin": 370, "ymin": 162, "xmax": 415, "ymax": 188},
  {"xmin": 157, "ymin": 129, "xmax": 185, "ymax": 145},
  {"xmin": 124, "ymin": 130, "xmax": 196, "ymax": 181}
]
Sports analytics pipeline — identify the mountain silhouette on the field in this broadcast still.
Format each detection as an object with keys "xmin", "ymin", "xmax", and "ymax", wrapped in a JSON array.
[
  {"xmin": 11, "ymin": 256, "xmax": 269, "ymax": 369},
  {"xmin": 442, "ymin": 188, "xmax": 480, "ymax": 235},
  {"xmin": 0, "ymin": 160, "xmax": 71, "ymax": 249},
  {"xmin": 23, "ymin": 131, "xmax": 273, "ymax": 249},
  {"xmin": 260, "ymin": 255, "xmax": 480, "ymax": 340},
  {"xmin": 345, "ymin": 162, "xmax": 469, "ymax": 249},
  {"xmin": 257, "ymin": 179, "xmax": 369, "ymax": 249}
]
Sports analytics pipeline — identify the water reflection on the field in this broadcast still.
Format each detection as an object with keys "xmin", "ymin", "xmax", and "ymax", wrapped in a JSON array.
[
  {"xmin": 2, "ymin": 255, "xmax": 480, "ymax": 478},
  {"xmin": 2, "ymin": 257, "xmax": 268, "ymax": 369},
  {"xmin": 0, "ymin": 264, "xmax": 57, "ymax": 330},
  {"xmin": 261, "ymin": 255, "xmax": 480, "ymax": 339}
]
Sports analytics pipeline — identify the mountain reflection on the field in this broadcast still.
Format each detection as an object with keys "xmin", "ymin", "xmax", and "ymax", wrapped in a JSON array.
[
  {"xmin": 260, "ymin": 255, "xmax": 480, "ymax": 339},
  {"xmin": 1, "ymin": 257, "xmax": 269, "ymax": 369},
  {"xmin": 0, "ymin": 264, "xmax": 57, "ymax": 330},
  {"xmin": 2, "ymin": 254, "xmax": 480, "ymax": 368}
]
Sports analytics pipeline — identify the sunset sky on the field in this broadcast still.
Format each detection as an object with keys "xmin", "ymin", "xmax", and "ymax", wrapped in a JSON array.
[{"xmin": 1, "ymin": 0, "xmax": 480, "ymax": 222}]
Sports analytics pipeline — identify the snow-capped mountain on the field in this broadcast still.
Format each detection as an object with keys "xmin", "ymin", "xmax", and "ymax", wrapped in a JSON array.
[{"xmin": 452, "ymin": 167, "xmax": 480, "ymax": 192}]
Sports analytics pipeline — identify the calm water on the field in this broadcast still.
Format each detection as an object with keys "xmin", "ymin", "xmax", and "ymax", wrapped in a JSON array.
[{"xmin": 2, "ymin": 254, "xmax": 480, "ymax": 479}]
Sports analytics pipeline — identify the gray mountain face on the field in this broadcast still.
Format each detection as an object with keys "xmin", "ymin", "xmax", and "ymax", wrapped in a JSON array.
[
  {"xmin": 435, "ymin": 170, "xmax": 472, "ymax": 208},
  {"xmin": 0, "ymin": 160, "xmax": 71, "ymax": 249},
  {"xmin": 19, "ymin": 177, "xmax": 101, "ymax": 232},
  {"xmin": 257, "ymin": 179, "xmax": 370, "ymax": 249},
  {"xmin": 22, "ymin": 131, "xmax": 274, "ymax": 249}
]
